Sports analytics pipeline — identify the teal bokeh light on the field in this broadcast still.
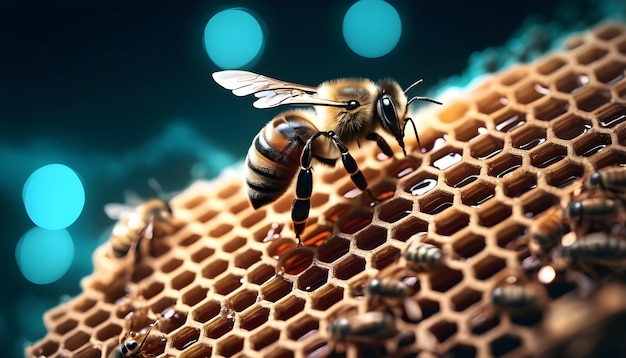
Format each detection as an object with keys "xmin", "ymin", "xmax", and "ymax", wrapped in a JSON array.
[
  {"xmin": 343, "ymin": 0, "xmax": 402, "ymax": 58},
  {"xmin": 22, "ymin": 163, "xmax": 85, "ymax": 230},
  {"xmin": 203, "ymin": 8, "xmax": 265, "ymax": 69},
  {"xmin": 15, "ymin": 227, "xmax": 75, "ymax": 284}
]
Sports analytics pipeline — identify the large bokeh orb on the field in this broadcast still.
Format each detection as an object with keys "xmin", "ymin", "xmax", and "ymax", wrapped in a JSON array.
[{"xmin": 343, "ymin": 0, "xmax": 402, "ymax": 58}]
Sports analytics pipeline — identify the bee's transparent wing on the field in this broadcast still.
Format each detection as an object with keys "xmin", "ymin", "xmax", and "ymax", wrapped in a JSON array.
[
  {"xmin": 212, "ymin": 70, "xmax": 347, "ymax": 109},
  {"xmin": 104, "ymin": 203, "xmax": 133, "ymax": 220}
]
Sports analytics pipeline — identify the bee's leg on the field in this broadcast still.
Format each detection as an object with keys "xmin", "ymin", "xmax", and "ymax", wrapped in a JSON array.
[
  {"xmin": 365, "ymin": 133, "xmax": 394, "ymax": 157},
  {"xmin": 403, "ymin": 118, "xmax": 421, "ymax": 152}
]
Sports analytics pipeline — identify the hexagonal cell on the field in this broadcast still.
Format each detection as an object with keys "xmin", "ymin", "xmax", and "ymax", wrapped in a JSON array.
[
  {"xmin": 338, "ymin": 209, "xmax": 373, "ymax": 234},
  {"xmin": 545, "ymin": 159, "xmax": 584, "ymax": 188},
  {"xmin": 222, "ymin": 236, "xmax": 246, "ymax": 253},
  {"xmin": 387, "ymin": 157, "xmax": 421, "ymax": 178},
  {"xmin": 431, "ymin": 148, "xmax": 463, "ymax": 170},
  {"xmin": 31, "ymin": 340, "xmax": 59, "ymax": 357},
  {"xmin": 378, "ymin": 198, "xmax": 412, "ymax": 223},
  {"xmin": 533, "ymin": 97, "xmax": 570, "ymax": 121},
  {"xmin": 477, "ymin": 200, "xmax": 511, "ymax": 228},
  {"xmin": 159, "ymin": 307, "xmax": 188, "ymax": 334},
  {"xmin": 311, "ymin": 284, "xmax": 344, "ymax": 311},
  {"xmin": 573, "ymin": 131, "xmax": 611, "ymax": 157},
  {"xmin": 473, "ymin": 255, "xmax": 507, "ymax": 280},
  {"xmin": 502, "ymin": 170, "xmax": 537, "ymax": 198},
  {"xmin": 353, "ymin": 225, "xmax": 386, "ymax": 251},
  {"xmin": 180, "ymin": 343, "xmax": 212, "ymax": 358},
  {"xmin": 171, "ymin": 270, "xmax": 195, "ymax": 291},
  {"xmin": 178, "ymin": 233, "xmax": 201, "ymax": 247},
  {"xmin": 266, "ymin": 347, "xmax": 295, "ymax": 358},
  {"xmin": 448, "ymin": 343, "xmax": 478, "ymax": 358},
  {"xmin": 490, "ymin": 334, "xmax": 523, "ymax": 357},
  {"xmin": 552, "ymin": 113, "xmax": 592, "ymax": 140},
  {"xmin": 247, "ymin": 263, "xmax": 275, "ymax": 285},
  {"xmin": 161, "ymin": 257, "xmax": 184, "ymax": 273},
  {"xmin": 228, "ymin": 199, "xmax": 249, "ymax": 215},
  {"xmin": 418, "ymin": 298, "xmax": 440, "ymax": 320},
  {"xmin": 522, "ymin": 190, "xmax": 559, "ymax": 218},
  {"xmin": 511, "ymin": 125, "xmax": 546, "ymax": 151},
  {"xmin": 206, "ymin": 315, "xmax": 235, "ymax": 339},
  {"xmin": 592, "ymin": 148, "xmax": 626, "ymax": 168},
  {"xmin": 530, "ymin": 143, "xmax": 567, "ymax": 168},
  {"xmin": 494, "ymin": 109, "xmax": 526, "ymax": 133},
  {"xmin": 150, "ymin": 296, "xmax": 176, "ymax": 314},
  {"xmin": 201, "ymin": 259, "xmax": 228, "ymax": 279},
  {"xmin": 72, "ymin": 297, "xmax": 97, "ymax": 313},
  {"xmin": 241, "ymin": 209, "xmax": 266, "ymax": 228},
  {"xmin": 334, "ymin": 254, "xmax": 366, "ymax": 280},
  {"xmin": 64, "ymin": 330, "xmax": 90, "ymax": 351},
  {"xmin": 451, "ymin": 287, "xmax": 483, "ymax": 312},
  {"xmin": 500, "ymin": 66, "xmax": 529, "ymax": 86},
  {"xmin": 435, "ymin": 209, "xmax": 470, "ymax": 236},
  {"xmin": 304, "ymin": 340, "xmax": 332, "ymax": 358},
  {"xmin": 287, "ymin": 315, "xmax": 319, "ymax": 341},
  {"xmin": 234, "ymin": 249, "xmax": 261, "ymax": 269},
  {"xmin": 595, "ymin": 59, "xmax": 626, "ymax": 84},
  {"xmin": 555, "ymin": 70, "xmax": 589, "ymax": 94},
  {"xmin": 371, "ymin": 245, "xmax": 402, "ymax": 270},
  {"xmin": 429, "ymin": 319, "xmax": 458, "ymax": 343},
  {"xmin": 444, "ymin": 162, "xmax": 480, "ymax": 188},
  {"xmin": 261, "ymin": 276, "xmax": 292, "ymax": 302},
  {"xmin": 214, "ymin": 274, "xmax": 243, "ymax": 296},
  {"xmin": 452, "ymin": 232, "xmax": 486, "ymax": 258},
  {"xmin": 536, "ymin": 55, "xmax": 567, "ymax": 75},
  {"xmin": 496, "ymin": 222, "xmax": 528, "ymax": 250},
  {"xmin": 438, "ymin": 99, "xmax": 470, "ymax": 123},
  {"xmin": 576, "ymin": 44, "xmax": 608, "ymax": 65},
  {"xmin": 84, "ymin": 309, "xmax": 109, "ymax": 328},
  {"xmin": 576, "ymin": 86, "xmax": 612, "ymax": 112},
  {"xmin": 428, "ymin": 266, "xmax": 463, "ymax": 292},
  {"xmin": 476, "ymin": 90, "xmax": 508, "ymax": 114},
  {"xmin": 197, "ymin": 209, "xmax": 218, "ymax": 223},
  {"xmin": 94, "ymin": 323, "xmax": 122, "ymax": 341},
  {"xmin": 513, "ymin": 79, "xmax": 549, "ymax": 104},
  {"xmin": 191, "ymin": 247, "xmax": 215, "ymax": 263},
  {"xmin": 216, "ymin": 182, "xmax": 241, "ymax": 199},
  {"xmin": 469, "ymin": 134, "xmax": 503, "ymax": 160},
  {"xmin": 453, "ymin": 117, "xmax": 486, "ymax": 142},
  {"xmin": 597, "ymin": 102, "xmax": 626, "ymax": 128},
  {"xmin": 594, "ymin": 23, "xmax": 625, "ymax": 40},
  {"xmin": 316, "ymin": 236, "xmax": 349, "ymax": 264},
  {"xmin": 250, "ymin": 326, "xmax": 281, "ymax": 351},
  {"xmin": 266, "ymin": 238, "xmax": 297, "ymax": 258},
  {"xmin": 392, "ymin": 216, "xmax": 428, "ymax": 242},
  {"xmin": 191, "ymin": 299, "xmax": 221, "ymax": 323},
  {"xmin": 55, "ymin": 318, "xmax": 78, "ymax": 335},
  {"xmin": 229, "ymin": 289, "xmax": 257, "ymax": 312},
  {"xmin": 461, "ymin": 180, "xmax": 495, "ymax": 207},
  {"xmin": 240, "ymin": 305, "xmax": 270, "ymax": 331},
  {"xmin": 419, "ymin": 190, "xmax": 453, "ymax": 215},
  {"xmin": 171, "ymin": 326, "xmax": 200, "ymax": 351},
  {"xmin": 275, "ymin": 295, "xmax": 306, "ymax": 321},
  {"xmin": 468, "ymin": 309, "xmax": 501, "ymax": 335},
  {"xmin": 281, "ymin": 248, "xmax": 314, "ymax": 275},
  {"xmin": 298, "ymin": 266, "xmax": 328, "ymax": 292},
  {"xmin": 215, "ymin": 334, "xmax": 244, "ymax": 357},
  {"xmin": 300, "ymin": 224, "xmax": 332, "ymax": 247},
  {"xmin": 488, "ymin": 153, "xmax": 522, "ymax": 178}
]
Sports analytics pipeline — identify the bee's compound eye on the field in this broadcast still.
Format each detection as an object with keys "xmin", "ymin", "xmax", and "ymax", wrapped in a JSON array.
[{"xmin": 345, "ymin": 100, "xmax": 360, "ymax": 110}]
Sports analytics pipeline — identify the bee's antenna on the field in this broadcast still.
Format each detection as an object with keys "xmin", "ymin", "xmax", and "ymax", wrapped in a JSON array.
[
  {"xmin": 403, "ymin": 118, "xmax": 421, "ymax": 152},
  {"xmin": 407, "ymin": 96, "xmax": 443, "ymax": 106},
  {"xmin": 403, "ymin": 79, "xmax": 424, "ymax": 94}
]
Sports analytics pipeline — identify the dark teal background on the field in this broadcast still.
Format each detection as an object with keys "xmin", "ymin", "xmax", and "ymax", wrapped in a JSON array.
[{"xmin": 0, "ymin": 0, "xmax": 620, "ymax": 356}]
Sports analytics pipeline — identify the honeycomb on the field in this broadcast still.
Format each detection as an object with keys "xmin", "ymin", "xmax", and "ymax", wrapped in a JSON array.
[{"xmin": 27, "ymin": 22, "xmax": 626, "ymax": 358}]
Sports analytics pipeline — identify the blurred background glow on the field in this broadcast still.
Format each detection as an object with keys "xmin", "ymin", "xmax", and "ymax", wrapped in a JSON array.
[
  {"xmin": 343, "ymin": 0, "xmax": 401, "ymax": 58},
  {"xmin": 22, "ymin": 164, "xmax": 85, "ymax": 230},
  {"xmin": 203, "ymin": 8, "xmax": 265, "ymax": 69},
  {"xmin": 15, "ymin": 227, "xmax": 74, "ymax": 285}
]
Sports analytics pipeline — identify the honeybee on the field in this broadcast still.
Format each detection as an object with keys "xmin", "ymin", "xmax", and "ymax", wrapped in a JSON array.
[
  {"xmin": 404, "ymin": 242, "xmax": 443, "ymax": 270},
  {"xmin": 491, "ymin": 283, "xmax": 547, "ymax": 313},
  {"xmin": 565, "ymin": 197, "xmax": 617, "ymax": 222},
  {"xmin": 327, "ymin": 311, "xmax": 396, "ymax": 343},
  {"xmin": 557, "ymin": 232, "xmax": 626, "ymax": 262},
  {"xmin": 109, "ymin": 320, "xmax": 158, "ymax": 358},
  {"xmin": 586, "ymin": 166, "xmax": 626, "ymax": 192},
  {"xmin": 529, "ymin": 206, "xmax": 566, "ymax": 257},
  {"xmin": 365, "ymin": 277, "xmax": 423, "ymax": 321},
  {"xmin": 105, "ymin": 192, "xmax": 174, "ymax": 262},
  {"xmin": 213, "ymin": 71, "xmax": 441, "ymax": 243}
]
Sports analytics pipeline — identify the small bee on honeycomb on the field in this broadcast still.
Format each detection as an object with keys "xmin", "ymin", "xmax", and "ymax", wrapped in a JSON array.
[{"xmin": 28, "ymin": 22, "xmax": 626, "ymax": 358}]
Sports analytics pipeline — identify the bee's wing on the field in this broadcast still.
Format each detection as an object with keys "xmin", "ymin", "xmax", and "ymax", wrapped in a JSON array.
[
  {"xmin": 212, "ymin": 70, "xmax": 347, "ymax": 109},
  {"xmin": 104, "ymin": 203, "xmax": 133, "ymax": 220}
]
